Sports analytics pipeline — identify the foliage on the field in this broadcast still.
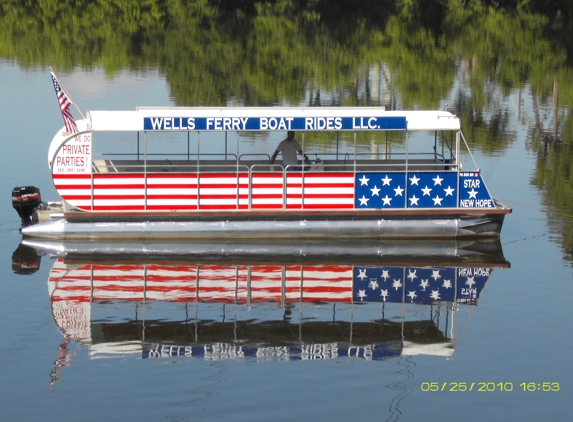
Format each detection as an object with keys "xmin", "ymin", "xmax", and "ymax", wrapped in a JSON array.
[{"xmin": 4, "ymin": 0, "xmax": 573, "ymax": 257}]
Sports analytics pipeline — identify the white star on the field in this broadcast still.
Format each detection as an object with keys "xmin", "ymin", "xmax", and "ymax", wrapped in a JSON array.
[
  {"xmin": 409, "ymin": 175, "xmax": 420, "ymax": 185},
  {"xmin": 407, "ymin": 291, "xmax": 417, "ymax": 301},
  {"xmin": 468, "ymin": 188, "xmax": 478, "ymax": 199},
  {"xmin": 409, "ymin": 195, "xmax": 419, "ymax": 206},
  {"xmin": 465, "ymin": 276, "xmax": 476, "ymax": 288},
  {"xmin": 359, "ymin": 195, "xmax": 369, "ymax": 206},
  {"xmin": 394, "ymin": 185, "xmax": 404, "ymax": 196},
  {"xmin": 430, "ymin": 290, "xmax": 441, "ymax": 300},
  {"xmin": 433, "ymin": 175, "xmax": 444, "ymax": 185},
  {"xmin": 368, "ymin": 279, "xmax": 379, "ymax": 290},
  {"xmin": 444, "ymin": 186, "xmax": 455, "ymax": 196},
  {"xmin": 357, "ymin": 290, "xmax": 367, "ymax": 301},
  {"xmin": 419, "ymin": 279, "xmax": 429, "ymax": 290},
  {"xmin": 382, "ymin": 195, "xmax": 392, "ymax": 206},
  {"xmin": 421, "ymin": 185, "xmax": 432, "ymax": 196},
  {"xmin": 380, "ymin": 289, "xmax": 389, "ymax": 301},
  {"xmin": 442, "ymin": 279, "xmax": 452, "ymax": 289},
  {"xmin": 432, "ymin": 195, "xmax": 443, "ymax": 206},
  {"xmin": 407, "ymin": 269, "xmax": 418, "ymax": 281},
  {"xmin": 431, "ymin": 270, "xmax": 441, "ymax": 280},
  {"xmin": 381, "ymin": 270, "xmax": 390, "ymax": 281},
  {"xmin": 359, "ymin": 175, "xmax": 370, "ymax": 186},
  {"xmin": 381, "ymin": 175, "xmax": 393, "ymax": 186},
  {"xmin": 357, "ymin": 269, "xmax": 368, "ymax": 280},
  {"xmin": 370, "ymin": 185, "xmax": 381, "ymax": 196},
  {"xmin": 392, "ymin": 279, "xmax": 403, "ymax": 290}
]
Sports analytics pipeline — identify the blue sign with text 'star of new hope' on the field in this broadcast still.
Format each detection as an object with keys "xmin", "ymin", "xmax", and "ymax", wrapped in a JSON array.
[{"xmin": 143, "ymin": 116, "xmax": 407, "ymax": 131}]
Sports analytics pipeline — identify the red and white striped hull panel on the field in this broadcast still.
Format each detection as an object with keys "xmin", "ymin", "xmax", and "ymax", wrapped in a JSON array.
[
  {"xmin": 53, "ymin": 172, "xmax": 355, "ymax": 211},
  {"xmin": 251, "ymin": 173, "xmax": 354, "ymax": 209},
  {"xmin": 49, "ymin": 260, "xmax": 92, "ymax": 340},
  {"xmin": 146, "ymin": 174, "xmax": 199, "ymax": 210},
  {"xmin": 285, "ymin": 173, "xmax": 354, "ymax": 209},
  {"xmin": 48, "ymin": 260, "xmax": 353, "ymax": 304},
  {"xmin": 52, "ymin": 174, "xmax": 93, "ymax": 210},
  {"xmin": 198, "ymin": 173, "xmax": 249, "ymax": 210}
]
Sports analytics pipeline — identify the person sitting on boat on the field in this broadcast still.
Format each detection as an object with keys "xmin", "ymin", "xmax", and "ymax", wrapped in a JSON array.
[{"xmin": 269, "ymin": 131, "xmax": 310, "ymax": 169}]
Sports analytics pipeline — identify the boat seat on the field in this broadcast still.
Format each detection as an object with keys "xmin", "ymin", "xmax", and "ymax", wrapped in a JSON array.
[{"xmin": 92, "ymin": 159, "xmax": 118, "ymax": 173}]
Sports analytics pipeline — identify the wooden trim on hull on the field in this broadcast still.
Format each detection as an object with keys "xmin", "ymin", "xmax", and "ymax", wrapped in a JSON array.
[{"xmin": 64, "ymin": 204, "xmax": 511, "ymax": 223}]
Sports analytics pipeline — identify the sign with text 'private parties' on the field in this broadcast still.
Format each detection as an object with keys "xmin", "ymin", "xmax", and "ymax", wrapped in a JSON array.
[{"xmin": 52, "ymin": 133, "xmax": 92, "ymax": 175}]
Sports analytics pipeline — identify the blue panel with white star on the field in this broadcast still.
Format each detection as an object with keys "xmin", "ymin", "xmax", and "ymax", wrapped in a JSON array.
[
  {"xmin": 353, "ymin": 267, "xmax": 405, "ymax": 303},
  {"xmin": 456, "ymin": 267, "xmax": 492, "ymax": 304},
  {"xmin": 406, "ymin": 172, "xmax": 458, "ymax": 208},
  {"xmin": 458, "ymin": 172, "xmax": 495, "ymax": 208},
  {"xmin": 404, "ymin": 267, "xmax": 456, "ymax": 304},
  {"xmin": 355, "ymin": 173, "xmax": 407, "ymax": 209},
  {"xmin": 354, "ymin": 171, "xmax": 498, "ymax": 209}
]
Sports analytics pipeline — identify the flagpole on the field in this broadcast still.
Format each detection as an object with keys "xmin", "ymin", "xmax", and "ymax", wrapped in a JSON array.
[{"xmin": 49, "ymin": 66, "xmax": 86, "ymax": 120}]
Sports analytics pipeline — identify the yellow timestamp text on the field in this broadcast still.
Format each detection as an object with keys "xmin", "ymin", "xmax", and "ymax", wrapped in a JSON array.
[{"xmin": 420, "ymin": 382, "xmax": 560, "ymax": 392}]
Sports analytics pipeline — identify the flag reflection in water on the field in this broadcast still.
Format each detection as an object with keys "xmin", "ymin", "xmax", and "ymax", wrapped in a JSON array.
[{"xmin": 48, "ymin": 257, "xmax": 496, "ymax": 371}]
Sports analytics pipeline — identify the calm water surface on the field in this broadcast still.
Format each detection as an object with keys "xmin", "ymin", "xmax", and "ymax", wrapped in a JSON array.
[{"xmin": 1, "ymin": 62, "xmax": 571, "ymax": 421}]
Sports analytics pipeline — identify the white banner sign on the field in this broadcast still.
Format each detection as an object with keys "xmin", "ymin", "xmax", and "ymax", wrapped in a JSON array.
[{"xmin": 53, "ymin": 133, "xmax": 92, "ymax": 175}]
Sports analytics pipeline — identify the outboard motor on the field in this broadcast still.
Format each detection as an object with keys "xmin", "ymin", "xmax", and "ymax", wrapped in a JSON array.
[
  {"xmin": 12, "ymin": 186, "xmax": 41, "ymax": 226},
  {"xmin": 12, "ymin": 243, "xmax": 41, "ymax": 275}
]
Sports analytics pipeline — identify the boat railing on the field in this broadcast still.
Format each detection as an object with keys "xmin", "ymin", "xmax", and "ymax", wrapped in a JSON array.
[
  {"xmin": 460, "ymin": 132, "xmax": 479, "ymax": 171},
  {"xmin": 94, "ymin": 152, "xmax": 240, "ymax": 160},
  {"xmin": 239, "ymin": 153, "xmax": 271, "ymax": 162},
  {"xmin": 92, "ymin": 156, "xmax": 460, "ymax": 174},
  {"xmin": 73, "ymin": 154, "xmax": 484, "ymax": 211},
  {"xmin": 195, "ymin": 164, "xmax": 251, "ymax": 173},
  {"xmin": 92, "ymin": 153, "xmax": 240, "ymax": 172},
  {"xmin": 320, "ymin": 162, "xmax": 457, "ymax": 172}
]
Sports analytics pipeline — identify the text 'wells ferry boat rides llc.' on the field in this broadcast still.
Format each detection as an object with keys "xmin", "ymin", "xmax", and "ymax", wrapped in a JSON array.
[{"xmin": 13, "ymin": 71, "xmax": 511, "ymax": 240}]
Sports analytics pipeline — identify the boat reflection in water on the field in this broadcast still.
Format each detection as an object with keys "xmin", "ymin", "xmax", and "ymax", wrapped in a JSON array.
[{"xmin": 21, "ymin": 239, "xmax": 508, "ymax": 385}]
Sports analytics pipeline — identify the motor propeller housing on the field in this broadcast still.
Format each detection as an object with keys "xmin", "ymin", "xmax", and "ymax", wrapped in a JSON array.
[{"xmin": 12, "ymin": 186, "xmax": 42, "ymax": 226}]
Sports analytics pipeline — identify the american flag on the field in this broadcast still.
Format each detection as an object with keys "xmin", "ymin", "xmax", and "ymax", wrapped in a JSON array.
[
  {"xmin": 250, "ymin": 172, "xmax": 354, "ymax": 209},
  {"xmin": 353, "ymin": 266, "xmax": 492, "ymax": 304},
  {"xmin": 355, "ymin": 172, "xmax": 407, "ymax": 209},
  {"xmin": 353, "ymin": 267, "xmax": 405, "ymax": 303},
  {"xmin": 50, "ymin": 71, "xmax": 78, "ymax": 134},
  {"xmin": 403, "ymin": 267, "xmax": 457, "ymax": 303},
  {"xmin": 57, "ymin": 172, "xmax": 356, "ymax": 211},
  {"xmin": 53, "ymin": 174, "xmax": 93, "ymax": 210},
  {"xmin": 355, "ymin": 266, "xmax": 458, "ymax": 304},
  {"xmin": 199, "ymin": 173, "xmax": 249, "ymax": 209},
  {"xmin": 49, "ymin": 260, "xmax": 493, "ymax": 307},
  {"xmin": 93, "ymin": 174, "xmax": 146, "ymax": 211},
  {"xmin": 286, "ymin": 173, "xmax": 355, "ymax": 209},
  {"xmin": 355, "ymin": 172, "xmax": 458, "ymax": 209},
  {"xmin": 406, "ymin": 172, "xmax": 458, "ymax": 208},
  {"xmin": 196, "ymin": 265, "xmax": 352, "ymax": 302},
  {"xmin": 48, "ymin": 260, "xmax": 354, "ymax": 304}
]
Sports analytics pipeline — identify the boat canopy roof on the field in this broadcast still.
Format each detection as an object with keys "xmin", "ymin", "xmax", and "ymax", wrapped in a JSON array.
[{"xmin": 85, "ymin": 107, "xmax": 461, "ymax": 132}]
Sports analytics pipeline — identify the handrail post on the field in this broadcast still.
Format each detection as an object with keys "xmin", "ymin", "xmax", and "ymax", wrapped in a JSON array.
[
  {"xmin": 353, "ymin": 132, "xmax": 357, "ymax": 174},
  {"xmin": 197, "ymin": 132, "xmax": 201, "ymax": 210},
  {"xmin": 144, "ymin": 131, "xmax": 147, "ymax": 211},
  {"xmin": 91, "ymin": 169, "xmax": 94, "ymax": 211},
  {"xmin": 302, "ymin": 132, "xmax": 305, "ymax": 210},
  {"xmin": 248, "ymin": 165, "xmax": 253, "ymax": 210},
  {"xmin": 236, "ymin": 131, "xmax": 240, "ymax": 210},
  {"xmin": 283, "ymin": 167, "xmax": 287, "ymax": 211}
]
